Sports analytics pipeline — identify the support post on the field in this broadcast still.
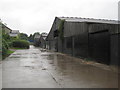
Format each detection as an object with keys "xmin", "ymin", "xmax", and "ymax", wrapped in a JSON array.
[{"xmin": 72, "ymin": 36, "xmax": 75, "ymax": 56}]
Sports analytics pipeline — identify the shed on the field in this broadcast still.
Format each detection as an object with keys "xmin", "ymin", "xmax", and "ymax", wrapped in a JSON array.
[
  {"xmin": 9, "ymin": 30, "xmax": 20, "ymax": 37},
  {"xmin": 39, "ymin": 33, "xmax": 48, "ymax": 48},
  {"xmin": 46, "ymin": 17, "xmax": 119, "ymax": 65},
  {"xmin": 34, "ymin": 34, "xmax": 40, "ymax": 47}
]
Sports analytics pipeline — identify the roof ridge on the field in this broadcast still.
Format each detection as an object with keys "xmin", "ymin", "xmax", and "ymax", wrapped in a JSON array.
[{"xmin": 58, "ymin": 16, "xmax": 118, "ymax": 22}]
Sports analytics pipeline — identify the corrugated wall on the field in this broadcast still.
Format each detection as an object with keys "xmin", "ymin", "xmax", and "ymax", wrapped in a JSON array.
[
  {"xmin": 63, "ymin": 37, "xmax": 73, "ymax": 55},
  {"xmin": 46, "ymin": 17, "xmax": 62, "ymax": 51},
  {"xmin": 118, "ymin": 33, "xmax": 119, "ymax": 66},
  {"xmin": 118, "ymin": 24, "xmax": 119, "ymax": 66},
  {"xmin": 110, "ymin": 24, "xmax": 119, "ymax": 65},
  {"xmin": 63, "ymin": 22, "xmax": 89, "ymax": 57},
  {"xmin": 88, "ymin": 23, "xmax": 119, "ymax": 65},
  {"xmin": 110, "ymin": 34, "xmax": 119, "ymax": 65},
  {"xmin": 64, "ymin": 22, "xmax": 88, "ymax": 37},
  {"xmin": 47, "ymin": 17, "xmax": 119, "ymax": 65}
]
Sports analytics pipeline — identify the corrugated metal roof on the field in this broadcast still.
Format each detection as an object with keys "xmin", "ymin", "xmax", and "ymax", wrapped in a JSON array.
[{"xmin": 58, "ymin": 17, "xmax": 119, "ymax": 24}]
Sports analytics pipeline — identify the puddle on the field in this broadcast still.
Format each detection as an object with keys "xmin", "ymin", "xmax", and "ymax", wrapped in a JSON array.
[
  {"xmin": 42, "ymin": 68, "xmax": 47, "ymax": 70},
  {"xmin": 2, "ymin": 45, "xmax": 118, "ymax": 88},
  {"xmin": 9, "ymin": 56, "xmax": 21, "ymax": 58},
  {"xmin": 32, "ymin": 53, "xmax": 39, "ymax": 54}
]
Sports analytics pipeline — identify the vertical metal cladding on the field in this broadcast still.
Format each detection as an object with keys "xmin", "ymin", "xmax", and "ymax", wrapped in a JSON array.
[
  {"xmin": 118, "ymin": 33, "xmax": 120, "ymax": 66},
  {"xmin": 64, "ymin": 22, "xmax": 89, "ymax": 57},
  {"xmin": 88, "ymin": 24, "xmax": 110, "ymax": 64},
  {"xmin": 110, "ymin": 34, "xmax": 119, "ymax": 65},
  {"xmin": 118, "ymin": 25, "xmax": 120, "ymax": 66},
  {"xmin": 64, "ymin": 37, "xmax": 72, "ymax": 55},
  {"xmin": 110, "ymin": 24, "xmax": 119, "ymax": 65},
  {"xmin": 46, "ymin": 17, "xmax": 62, "ymax": 51},
  {"xmin": 88, "ymin": 24, "xmax": 119, "ymax": 65},
  {"xmin": 89, "ymin": 30, "xmax": 110, "ymax": 64},
  {"xmin": 46, "ymin": 17, "xmax": 119, "ymax": 65}
]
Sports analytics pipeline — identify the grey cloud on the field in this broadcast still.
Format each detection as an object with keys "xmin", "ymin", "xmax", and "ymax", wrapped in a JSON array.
[{"xmin": 0, "ymin": 0, "xmax": 119, "ymax": 35}]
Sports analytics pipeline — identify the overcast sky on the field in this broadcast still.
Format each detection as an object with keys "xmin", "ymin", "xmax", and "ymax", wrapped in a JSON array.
[{"xmin": 0, "ymin": 0, "xmax": 119, "ymax": 35}]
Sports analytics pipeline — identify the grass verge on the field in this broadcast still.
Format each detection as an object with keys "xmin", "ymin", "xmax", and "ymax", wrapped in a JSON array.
[
  {"xmin": 2, "ymin": 49, "xmax": 15, "ymax": 60},
  {"xmin": 7, "ymin": 50, "xmax": 15, "ymax": 55},
  {"xmin": 10, "ymin": 47, "xmax": 28, "ymax": 50}
]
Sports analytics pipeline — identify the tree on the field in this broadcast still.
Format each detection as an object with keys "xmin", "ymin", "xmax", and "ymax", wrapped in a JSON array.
[
  {"xmin": 33, "ymin": 32, "xmax": 40, "ymax": 38},
  {"xmin": 28, "ymin": 34, "xmax": 34, "ymax": 42},
  {"xmin": 28, "ymin": 32, "xmax": 40, "ymax": 42},
  {"xmin": 19, "ymin": 33, "xmax": 28, "ymax": 40}
]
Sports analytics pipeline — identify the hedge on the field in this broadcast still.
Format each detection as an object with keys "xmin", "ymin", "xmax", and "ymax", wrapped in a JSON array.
[
  {"xmin": 12, "ymin": 40, "xmax": 30, "ymax": 49},
  {"xmin": 2, "ymin": 39, "xmax": 9, "ymax": 58}
]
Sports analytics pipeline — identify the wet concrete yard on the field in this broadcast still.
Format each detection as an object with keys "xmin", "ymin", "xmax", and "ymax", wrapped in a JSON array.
[{"xmin": 2, "ymin": 45, "xmax": 118, "ymax": 88}]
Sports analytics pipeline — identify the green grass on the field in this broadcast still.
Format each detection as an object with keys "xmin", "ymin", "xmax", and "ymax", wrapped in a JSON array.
[
  {"xmin": 10, "ymin": 47, "xmax": 27, "ymax": 50},
  {"xmin": 2, "ymin": 49, "xmax": 15, "ymax": 60},
  {"xmin": 7, "ymin": 50, "xmax": 15, "ymax": 55}
]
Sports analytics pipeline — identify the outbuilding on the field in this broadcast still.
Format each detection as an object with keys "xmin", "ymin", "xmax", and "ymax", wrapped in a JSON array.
[
  {"xmin": 9, "ymin": 30, "xmax": 20, "ymax": 38},
  {"xmin": 46, "ymin": 17, "xmax": 120, "ymax": 65},
  {"xmin": 34, "ymin": 34, "xmax": 41, "ymax": 47},
  {"xmin": 39, "ymin": 33, "xmax": 48, "ymax": 49}
]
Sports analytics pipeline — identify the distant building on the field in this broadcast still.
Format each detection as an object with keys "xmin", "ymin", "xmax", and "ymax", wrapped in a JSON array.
[
  {"xmin": 9, "ymin": 30, "xmax": 20, "ymax": 38},
  {"xmin": 39, "ymin": 33, "xmax": 48, "ymax": 48},
  {"xmin": 1, "ymin": 23, "xmax": 12, "ymax": 34},
  {"xmin": 46, "ymin": 17, "xmax": 120, "ymax": 65},
  {"xmin": 34, "ymin": 34, "xmax": 41, "ymax": 47},
  {"xmin": 34, "ymin": 33, "xmax": 48, "ymax": 48}
]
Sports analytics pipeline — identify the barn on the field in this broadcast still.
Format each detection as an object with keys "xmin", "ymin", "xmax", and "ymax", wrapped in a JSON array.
[
  {"xmin": 46, "ymin": 17, "xmax": 120, "ymax": 65},
  {"xmin": 39, "ymin": 33, "xmax": 48, "ymax": 49}
]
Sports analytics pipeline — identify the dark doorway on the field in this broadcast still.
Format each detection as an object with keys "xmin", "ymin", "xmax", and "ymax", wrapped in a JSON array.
[{"xmin": 89, "ymin": 30, "xmax": 110, "ymax": 64}]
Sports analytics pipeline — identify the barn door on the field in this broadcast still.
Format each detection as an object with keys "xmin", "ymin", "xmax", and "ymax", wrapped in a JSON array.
[{"xmin": 89, "ymin": 30, "xmax": 110, "ymax": 64}]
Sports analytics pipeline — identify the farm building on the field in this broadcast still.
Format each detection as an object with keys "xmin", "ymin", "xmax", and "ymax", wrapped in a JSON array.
[
  {"xmin": 34, "ymin": 33, "xmax": 47, "ymax": 48},
  {"xmin": 39, "ymin": 33, "xmax": 48, "ymax": 49},
  {"xmin": 34, "ymin": 34, "xmax": 41, "ymax": 47},
  {"xmin": 1, "ymin": 23, "xmax": 12, "ymax": 34},
  {"xmin": 9, "ymin": 30, "xmax": 20, "ymax": 38},
  {"xmin": 0, "ymin": 23, "xmax": 20, "ymax": 38},
  {"xmin": 46, "ymin": 17, "xmax": 120, "ymax": 65}
]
